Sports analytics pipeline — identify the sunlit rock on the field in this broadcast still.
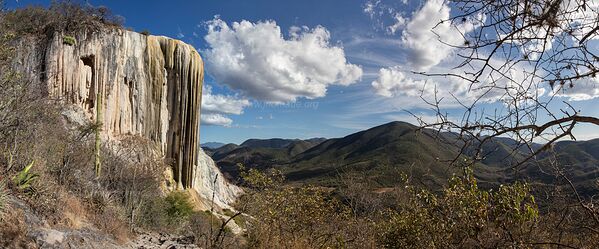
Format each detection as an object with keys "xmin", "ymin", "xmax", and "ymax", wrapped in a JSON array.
[{"xmin": 16, "ymin": 29, "xmax": 240, "ymax": 208}]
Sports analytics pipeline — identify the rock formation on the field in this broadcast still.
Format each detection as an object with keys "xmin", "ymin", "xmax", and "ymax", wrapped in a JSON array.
[
  {"xmin": 15, "ymin": 28, "xmax": 240, "ymax": 207},
  {"xmin": 194, "ymin": 148, "xmax": 241, "ymax": 209}
]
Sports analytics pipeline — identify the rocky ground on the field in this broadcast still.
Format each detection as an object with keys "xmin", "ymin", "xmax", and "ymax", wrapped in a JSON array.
[
  {"xmin": 126, "ymin": 233, "xmax": 199, "ymax": 249},
  {"xmin": 7, "ymin": 197, "xmax": 204, "ymax": 248}
]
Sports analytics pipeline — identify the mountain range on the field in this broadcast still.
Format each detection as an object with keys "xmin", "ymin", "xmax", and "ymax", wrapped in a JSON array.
[
  {"xmin": 201, "ymin": 142, "xmax": 226, "ymax": 149},
  {"xmin": 208, "ymin": 121, "xmax": 599, "ymax": 196}
]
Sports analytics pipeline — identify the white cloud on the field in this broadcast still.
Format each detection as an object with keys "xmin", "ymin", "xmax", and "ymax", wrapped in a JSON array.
[
  {"xmin": 363, "ymin": 0, "xmax": 380, "ymax": 18},
  {"xmin": 371, "ymin": 57, "xmax": 545, "ymax": 107},
  {"xmin": 400, "ymin": 0, "xmax": 481, "ymax": 70},
  {"xmin": 203, "ymin": 17, "xmax": 363, "ymax": 103},
  {"xmin": 367, "ymin": 0, "xmax": 599, "ymax": 107},
  {"xmin": 551, "ymin": 77, "xmax": 599, "ymax": 101},
  {"xmin": 568, "ymin": 0, "xmax": 599, "ymax": 42},
  {"xmin": 501, "ymin": 0, "xmax": 599, "ymax": 58},
  {"xmin": 200, "ymin": 85, "xmax": 251, "ymax": 127},
  {"xmin": 201, "ymin": 114, "xmax": 233, "ymax": 127},
  {"xmin": 370, "ymin": 0, "xmax": 551, "ymax": 106},
  {"xmin": 387, "ymin": 13, "xmax": 406, "ymax": 35},
  {"xmin": 371, "ymin": 66, "xmax": 431, "ymax": 97},
  {"xmin": 202, "ymin": 85, "xmax": 250, "ymax": 115}
]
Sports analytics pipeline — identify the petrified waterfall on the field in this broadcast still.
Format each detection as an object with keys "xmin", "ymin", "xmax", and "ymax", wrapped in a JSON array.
[{"xmin": 22, "ymin": 29, "xmax": 206, "ymax": 190}]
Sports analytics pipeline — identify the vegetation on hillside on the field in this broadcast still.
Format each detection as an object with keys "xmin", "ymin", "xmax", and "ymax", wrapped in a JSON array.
[
  {"xmin": 236, "ymin": 165, "xmax": 599, "ymax": 248},
  {"xmin": 1, "ymin": 0, "xmax": 123, "ymax": 39}
]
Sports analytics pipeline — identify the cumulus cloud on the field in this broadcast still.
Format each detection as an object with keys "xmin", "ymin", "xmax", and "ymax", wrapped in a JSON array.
[
  {"xmin": 371, "ymin": 66, "xmax": 431, "ymax": 97},
  {"xmin": 371, "ymin": 58, "xmax": 545, "ymax": 106},
  {"xmin": 498, "ymin": 0, "xmax": 599, "ymax": 62},
  {"xmin": 568, "ymin": 0, "xmax": 599, "ymax": 41},
  {"xmin": 200, "ymin": 85, "xmax": 251, "ymax": 127},
  {"xmin": 201, "ymin": 114, "xmax": 233, "ymax": 127},
  {"xmin": 551, "ymin": 77, "xmax": 599, "ymax": 101},
  {"xmin": 202, "ymin": 85, "xmax": 251, "ymax": 115},
  {"xmin": 369, "ymin": 0, "xmax": 599, "ymax": 104},
  {"xmin": 203, "ymin": 17, "xmax": 363, "ymax": 103},
  {"xmin": 400, "ymin": 0, "xmax": 481, "ymax": 70}
]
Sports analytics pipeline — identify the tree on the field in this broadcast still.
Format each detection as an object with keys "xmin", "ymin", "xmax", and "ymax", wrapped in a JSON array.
[
  {"xmin": 416, "ymin": 0, "xmax": 599, "ymax": 166},
  {"xmin": 412, "ymin": 0, "xmax": 599, "ymax": 242}
]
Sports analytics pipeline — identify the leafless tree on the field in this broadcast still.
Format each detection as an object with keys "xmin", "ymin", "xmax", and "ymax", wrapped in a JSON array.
[
  {"xmin": 411, "ymin": 0, "xmax": 599, "ymax": 241},
  {"xmin": 413, "ymin": 0, "xmax": 599, "ymax": 170}
]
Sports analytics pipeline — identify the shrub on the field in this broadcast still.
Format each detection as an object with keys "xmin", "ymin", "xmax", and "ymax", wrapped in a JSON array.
[
  {"xmin": 379, "ymin": 169, "xmax": 539, "ymax": 248},
  {"xmin": 239, "ymin": 168, "xmax": 366, "ymax": 248},
  {"xmin": 0, "ymin": 1, "xmax": 123, "ymax": 40},
  {"xmin": 165, "ymin": 191, "xmax": 194, "ymax": 220},
  {"xmin": 62, "ymin": 35, "xmax": 76, "ymax": 46},
  {"xmin": 12, "ymin": 160, "xmax": 38, "ymax": 192},
  {"xmin": 185, "ymin": 211, "xmax": 243, "ymax": 248}
]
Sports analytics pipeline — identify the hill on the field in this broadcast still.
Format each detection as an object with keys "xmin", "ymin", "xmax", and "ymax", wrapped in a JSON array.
[
  {"xmin": 212, "ymin": 121, "xmax": 599, "ymax": 196},
  {"xmin": 212, "ymin": 138, "xmax": 326, "ymax": 181},
  {"xmin": 201, "ymin": 142, "xmax": 227, "ymax": 149},
  {"xmin": 286, "ymin": 121, "xmax": 463, "ymax": 186}
]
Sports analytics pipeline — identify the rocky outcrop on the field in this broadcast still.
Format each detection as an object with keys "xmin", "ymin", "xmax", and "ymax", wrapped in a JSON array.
[
  {"xmin": 15, "ymin": 28, "xmax": 240, "ymax": 204},
  {"xmin": 194, "ymin": 148, "xmax": 242, "ymax": 209},
  {"xmin": 42, "ymin": 30, "xmax": 202, "ymax": 189},
  {"xmin": 7, "ymin": 197, "xmax": 124, "ymax": 249}
]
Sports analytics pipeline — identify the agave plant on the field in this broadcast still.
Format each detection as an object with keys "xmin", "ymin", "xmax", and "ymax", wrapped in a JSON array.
[{"xmin": 13, "ymin": 160, "xmax": 38, "ymax": 191}]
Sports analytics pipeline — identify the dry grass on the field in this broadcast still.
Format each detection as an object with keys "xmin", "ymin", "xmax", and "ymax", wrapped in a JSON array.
[
  {"xmin": 0, "ymin": 208, "xmax": 35, "ymax": 248},
  {"xmin": 61, "ymin": 194, "xmax": 88, "ymax": 229}
]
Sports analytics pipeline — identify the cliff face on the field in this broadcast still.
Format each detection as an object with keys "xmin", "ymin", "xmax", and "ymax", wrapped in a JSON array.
[
  {"xmin": 16, "ymin": 29, "xmax": 240, "ymax": 206},
  {"xmin": 194, "ymin": 148, "xmax": 241, "ymax": 209},
  {"xmin": 45, "ymin": 30, "xmax": 202, "ymax": 189}
]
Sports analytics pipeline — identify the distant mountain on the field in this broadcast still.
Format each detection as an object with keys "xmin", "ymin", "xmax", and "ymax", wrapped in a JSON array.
[
  {"xmin": 212, "ymin": 138, "xmax": 326, "ymax": 181},
  {"xmin": 211, "ymin": 143, "xmax": 240, "ymax": 160},
  {"xmin": 240, "ymin": 138, "xmax": 293, "ymax": 149},
  {"xmin": 286, "ymin": 121, "xmax": 463, "ymax": 185},
  {"xmin": 211, "ymin": 121, "xmax": 599, "ymax": 196},
  {"xmin": 213, "ymin": 122, "xmax": 466, "ymax": 185},
  {"xmin": 201, "ymin": 142, "xmax": 227, "ymax": 149},
  {"xmin": 239, "ymin": 138, "xmax": 325, "ymax": 149}
]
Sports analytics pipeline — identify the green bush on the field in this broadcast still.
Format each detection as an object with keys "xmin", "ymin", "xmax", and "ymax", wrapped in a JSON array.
[
  {"xmin": 239, "ymin": 167, "xmax": 358, "ymax": 248},
  {"xmin": 165, "ymin": 191, "xmax": 194, "ymax": 220},
  {"xmin": 137, "ymin": 191, "xmax": 197, "ymax": 233},
  {"xmin": 379, "ymin": 168, "xmax": 539, "ymax": 248},
  {"xmin": 62, "ymin": 35, "xmax": 76, "ymax": 46},
  {"xmin": 12, "ymin": 161, "xmax": 38, "ymax": 192}
]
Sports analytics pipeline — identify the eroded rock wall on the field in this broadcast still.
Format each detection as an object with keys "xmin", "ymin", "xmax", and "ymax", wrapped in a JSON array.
[
  {"xmin": 194, "ymin": 148, "xmax": 242, "ymax": 209},
  {"xmin": 16, "ymin": 29, "xmax": 224, "ymax": 194}
]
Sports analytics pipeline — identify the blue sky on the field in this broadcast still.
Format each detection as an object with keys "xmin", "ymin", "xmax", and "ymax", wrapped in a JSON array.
[{"xmin": 6, "ymin": 0, "xmax": 599, "ymax": 144}]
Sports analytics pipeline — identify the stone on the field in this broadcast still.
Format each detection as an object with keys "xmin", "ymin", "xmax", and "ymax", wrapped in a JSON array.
[
  {"xmin": 194, "ymin": 148, "xmax": 242, "ymax": 209},
  {"xmin": 15, "ymin": 28, "xmax": 240, "ymax": 207}
]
